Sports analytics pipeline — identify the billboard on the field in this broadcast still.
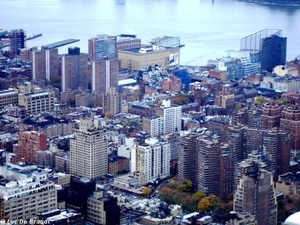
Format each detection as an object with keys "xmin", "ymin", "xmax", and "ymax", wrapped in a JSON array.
[{"xmin": 169, "ymin": 53, "xmax": 179, "ymax": 66}]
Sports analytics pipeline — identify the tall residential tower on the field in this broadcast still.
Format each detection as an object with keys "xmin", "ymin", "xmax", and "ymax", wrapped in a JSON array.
[
  {"xmin": 70, "ymin": 118, "xmax": 107, "ymax": 179},
  {"xmin": 61, "ymin": 47, "xmax": 89, "ymax": 92}
]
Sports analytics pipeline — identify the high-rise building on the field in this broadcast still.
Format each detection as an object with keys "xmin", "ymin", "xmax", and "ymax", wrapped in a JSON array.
[
  {"xmin": 197, "ymin": 136, "xmax": 220, "ymax": 195},
  {"xmin": 143, "ymin": 100, "xmax": 182, "ymax": 137},
  {"xmin": 102, "ymin": 87, "xmax": 122, "ymax": 117},
  {"xmin": 234, "ymin": 161, "xmax": 277, "ymax": 225},
  {"xmin": 91, "ymin": 59, "xmax": 120, "ymax": 93},
  {"xmin": 88, "ymin": 34, "xmax": 117, "ymax": 61},
  {"xmin": 116, "ymin": 34, "xmax": 141, "ymax": 51},
  {"xmin": 87, "ymin": 191, "xmax": 120, "ymax": 225},
  {"xmin": 280, "ymin": 104, "xmax": 300, "ymax": 156},
  {"xmin": 70, "ymin": 118, "xmax": 107, "ymax": 179},
  {"xmin": 197, "ymin": 135, "xmax": 234, "ymax": 199},
  {"xmin": 261, "ymin": 35, "xmax": 287, "ymax": 72},
  {"xmin": 243, "ymin": 127, "xmax": 290, "ymax": 181},
  {"xmin": 16, "ymin": 131, "xmax": 47, "ymax": 163},
  {"xmin": 261, "ymin": 101, "xmax": 283, "ymax": 129},
  {"xmin": 161, "ymin": 130, "xmax": 180, "ymax": 161},
  {"xmin": 61, "ymin": 47, "xmax": 89, "ymax": 92},
  {"xmin": 178, "ymin": 132, "xmax": 234, "ymax": 197},
  {"xmin": 9, "ymin": 29, "xmax": 25, "ymax": 54},
  {"xmin": 177, "ymin": 133, "xmax": 198, "ymax": 185},
  {"xmin": 135, "ymin": 138, "xmax": 170, "ymax": 183},
  {"xmin": 226, "ymin": 125, "xmax": 245, "ymax": 172},
  {"xmin": 156, "ymin": 99, "xmax": 182, "ymax": 135},
  {"xmin": 219, "ymin": 144, "xmax": 234, "ymax": 201},
  {"xmin": 66, "ymin": 176, "xmax": 96, "ymax": 216},
  {"xmin": 207, "ymin": 116, "xmax": 230, "ymax": 142},
  {"xmin": 231, "ymin": 106, "xmax": 262, "ymax": 129},
  {"xmin": 31, "ymin": 47, "xmax": 59, "ymax": 82}
]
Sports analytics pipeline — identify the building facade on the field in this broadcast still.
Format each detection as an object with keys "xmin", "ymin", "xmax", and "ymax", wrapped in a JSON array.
[
  {"xmin": 135, "ymin": 138, "xmax": 170, "ymax": 183},
  {"xmin": 87, "ymin": 191, "xmax": 120, "ymax": 225},
  {"xmin": 118, "ymin": 47, "xmax": 181, "ymax": 71},
  {"xmin": 61, "ymin": 47, "xmax": 89, "ymax": 92},
  {"xmin": 70, "ymin": 118, "xmax": 107, "ymax": 179},
  {"xmin": 9, "ymin": 29, "xmax": 25, "ymax": 54},
  {"xmin": 261, "ymin": 101, "xmax": 283, "ymax": 129},
  {"xmin": 0, "ymin": 89, "xmax": 18, "ymax": 110},
  {"xmin": 16, "ymin": 131, "xmax": 47, "ymax": 164},
  {"xmin": 88, "ymin": 34, "xmax": 117, "ymax": 61},
  {"xmin": 261, "ymin": 35, "xmax": 287, "ymax": 72},
  {"xmin": 91, "ymin": 59, "xmax": 120, "ymax": 93},
  {"xmin": 31, "ymin": 47, "xmax": 59, "ymax": 82},
  {"xmin": 0, "ymin": 170, "xmax": 57, "ymax": 220},
  {"xmin": 280, "ymin": 104, "xmax": 300, "ymax": 156},
  {"xmin": 18, "ymin": 82, "xmax": 55, "ymax": 115},
  {"xmin": 234, "ymin": 162, "xmax": 277, "ymax": 225},
  {"xmin": 102, "ymin": 87, "xmax": 122, "ymax": 117},
  {"xmin": 117, "ymin": 35, "xmax": 141, "ymax": 51}
]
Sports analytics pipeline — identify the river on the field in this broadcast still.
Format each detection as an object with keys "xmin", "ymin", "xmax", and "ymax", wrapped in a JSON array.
[{"xmin": 1, "ymin": 0, "xmax": 300, "ymax": 65}]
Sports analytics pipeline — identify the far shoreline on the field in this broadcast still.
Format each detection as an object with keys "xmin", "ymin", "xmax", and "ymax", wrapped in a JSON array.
[{"xmin": 240, "ymin": 0, "xmax": 300, "ymax": 7}]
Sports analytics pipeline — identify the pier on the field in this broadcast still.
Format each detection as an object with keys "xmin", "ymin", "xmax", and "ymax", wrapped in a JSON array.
[
  {"xmin": 44, "ymin": 39, "xmax": 80, "ymax": 49},
  {"xmin": 26, "ymin": 33, "xmax": 42, "ymax": 41}
]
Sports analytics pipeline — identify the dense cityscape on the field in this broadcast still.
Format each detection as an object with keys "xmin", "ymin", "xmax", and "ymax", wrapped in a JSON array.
[{"xmin": 0, "ymin": 26, "xmax": 300, "ymax": 225}]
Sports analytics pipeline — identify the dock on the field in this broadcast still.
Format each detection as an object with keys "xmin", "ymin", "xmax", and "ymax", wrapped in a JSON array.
[
  {"xmin": 44, "ymin": 39, "xmax": 80, "ymax": 49},
  {"xmin": 26, "ymin": 33, "xmax": 42, "ymax": 41}
]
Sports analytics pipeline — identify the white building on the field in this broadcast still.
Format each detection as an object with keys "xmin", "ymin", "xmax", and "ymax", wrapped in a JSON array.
[
  {"xmin": 273, "ymin": 76, "xmax": 300, "ymax": 92},
  {"xmin": 18, "ymin": 82, "xmax": 55, "ymax": 115},
  {"xmin": 143, "ymin": 99, "xmax": 182, "ymax": 137},
  {"xmin": 0, "ymin": 88, "xmax": 18, "ymax": 110},
  {"xmin": 0, "ymin": 169, "xmax": 57, "ymax": 220},
  {"xmin": 135, "ymin": 138, "xmax": 170, "ymax": 183},
  {"xmin": 70, "ymin": 118, "xmax": 107, "ymax": 179},
  {"xmin": 161, "ymin": 100, "xmax": 182, "ymax": 135}
]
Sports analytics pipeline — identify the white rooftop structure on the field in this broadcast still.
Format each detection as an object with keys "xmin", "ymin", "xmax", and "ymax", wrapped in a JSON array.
[
  {"xmin": 118, "ymin": 78, "xmax": 137, "ymax": 86},
  {"xmin": 284, "ymin": 211, "xmax": 300, "ymax": 225}
]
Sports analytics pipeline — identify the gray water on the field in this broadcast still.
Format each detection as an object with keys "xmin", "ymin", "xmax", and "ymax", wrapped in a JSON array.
[{"xmin": 1, "ymin": 0, "xmax": 300, "ymax": 65}]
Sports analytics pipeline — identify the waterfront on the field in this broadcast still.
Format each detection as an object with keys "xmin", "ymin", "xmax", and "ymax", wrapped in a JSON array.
[{"xmin": 1, "ymin": 0, "xmax": 300, "ymax": 65}]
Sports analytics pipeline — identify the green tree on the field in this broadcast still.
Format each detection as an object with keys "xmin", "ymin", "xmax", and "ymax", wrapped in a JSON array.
[
  {"xmin": 207, "ymin": 194, "xmax": 221, "ymax": 207},
  {"xmin": 254, "ymin": 96, "xmax": 266, "ymax": 105},
  {"xmin": 198, "ymin": 197, "xmax": 211, "ymax": 211},
  {"xmin": 193, "ymin": 190, "xmax": 205, "ymax": 201},
  {"xmin": 143, "ymin": 187, "xmax": 152, "ymax": 196},
  {"xmin": 235, "ymin": 103, "xmax": 242, "ymax": 110}
]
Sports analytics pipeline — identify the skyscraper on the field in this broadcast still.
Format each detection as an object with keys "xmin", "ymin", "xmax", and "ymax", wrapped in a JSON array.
[
  {"xmin": 234, "ymin": 161, "xmax": 277, "ymax": 225},
  {"xmin": 261, "ymin": 101, "xmax": 283, "ymax": 129},
  {"xmin": 31, "ymin": 47, "xmax": 59, "ymax": 82},
  {"xmin": 135, "ymin": 138, "xmax": 170, "ymax": 183},
  {"xmin": 88, "ymin": 34, "xmax": 117, "ymax": 61},
  {"xmin": 280, "ymin": 104, "xmax": 300, "ymax": 156},
  {"xmin": 9, "ymin": 29, "xmax": 25, "ymax": 54},
  {"xmin": 91, "ymin": 59, "xmax": 120, "ymax": 93},
  {"xmin": 70, "ymin": 118, "xmax": 107, "ymax": 179},
  {"xmin": 177, "ymin": 133, "xmax": 198, "ymax": 185},
  {"xmin": 261, "ymin": 35, "xmax": 287, "ymax": 72},
  {"xmin": 61, "ymin": 47, "xmax": 89, "ymax": 92},
  {"xmin": 156, "ymin": 99, "xmax": 182, "ymax": 134}
]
